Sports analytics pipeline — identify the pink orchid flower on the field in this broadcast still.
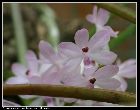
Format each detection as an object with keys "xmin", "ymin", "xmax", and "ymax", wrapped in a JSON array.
[
  {"xmin": 61, "ymin": 65, "xmax": 120, "ymax": 90},
  {"xmin": 39, "ymin": 40, "xmax": 82, "ymax": 73},
  {"xmin": 59, "ymin": 28, "xmax": 117, "ymax": 66},
  {"xmin": 5, "ymin": 50, "xmax": 49, "ymax": 99},
  {"xmin": 6, "ymin": 50, "xmax": 40, "ymax": 84},
  {"xmin": 83, "ymin": 65, "xmax": 120, "ymax": 90},
  {"xmin": 60, "ymin": 65, "xmax": 120, "ymax": 103},
  {"xmin": 86, "ymin": 5, "xmax": 119, "ymax": 37},
  {"xmin": 114, "ymin": 59, "xmax": 136, "ymax": 91},
  {"xmin": 29, "ymin": 41, "xmax": 84, "ymax": 104},
  {"xmin": 28, "ymin": 56, "xmax": 83, "ymax": 86}
]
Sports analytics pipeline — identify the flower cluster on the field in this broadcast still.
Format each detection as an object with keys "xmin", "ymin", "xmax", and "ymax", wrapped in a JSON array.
[{"xmin": 5, "ymin": 5, "xmax": 136, "ymax": 106}]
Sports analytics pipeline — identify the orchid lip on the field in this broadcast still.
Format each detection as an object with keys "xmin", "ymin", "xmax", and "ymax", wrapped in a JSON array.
[
  {"xmin": 82, "ymin": 47, "xmax": 89, "ymax": 53},
  {"xmin": 60, "ymin": 81, "xmax": 64, "ymax": 84},
  {"xmin": 26, "ymin": 70, "xmax": 30, "ymax": 75},
  {"xmin": 89, "ymin": 78, "xmax": 96, "ymax": 84}
]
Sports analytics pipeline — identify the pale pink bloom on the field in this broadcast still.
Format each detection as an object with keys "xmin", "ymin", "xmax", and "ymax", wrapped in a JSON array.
[
  {"xmin": 29, "ymin": 41, "xmax": 83, "ymax": 84},
  {"xmin": 28, "ymin": 62, "xmax": 83, "ymax": 104},
  {"xmin": 6, "ymin": 51, "xmax": 47, "ymax": 84},
  {"xmin": 28, "ymin": 71, "xmax": 63, "ymax": 106},
  {"xmin": 86, "ymin": 5, "xmax": 118, "ymax": 37},
  {"xmin": 37, "ymin": 40, "xmax": 83, "ymax": 87},
  {"xmin": 5, "ymin": 50, "xmax": 48, "ymax": 99},
  {"xmin": 30, "ymin": 41, "xmax": 84, "ymax": 104},
  {"xmin": 59, "ymin": 69, "xmax": 89, "ymax": 103},
  {"xmin": 114, "ymin": 59, "xmax": 136, "ymax": 91},
  {"xmin": 59, "ymin": 28, "xmax": 117, "ymax": 66},
  {"xmin": 118, "ymin": 59, "xmax": 136, "ymax": 78},
  {"xmin": 83, "ymin": 65, "xmax": 120, "ymax": 90},
  {"xmin": 28, "ymin": 58, "xmax": 83, "ymax": 86},
  {"xmin": 114, "ymin": 75, "xmax": 127, "ymax": 92},
  {"xmin": 6, "ymin": 50, "xmax": 43, "ymax": 84},
  {"xmin": 60, "ymin": 65, "xmax": 120, "ymax": 103},
  {"xmin": 28, "ymin": 70, "xmax": 63, "ymax": 85},
  {"xmin": 39, "ymin": 40, "xmax": 82, "ymax": 73},
  {"xmin": 61, "ymin": 65, "xmax": 120, "ymax": 90}
]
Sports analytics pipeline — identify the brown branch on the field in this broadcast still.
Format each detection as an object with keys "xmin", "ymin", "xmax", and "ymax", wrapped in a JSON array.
[{"xmin": 3, "ymin": 84, "xmax": 136, "ymax": 105}]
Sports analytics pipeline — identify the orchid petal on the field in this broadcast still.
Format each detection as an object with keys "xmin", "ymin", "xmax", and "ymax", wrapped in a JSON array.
[
  {"xmin": 83, "ymin": 65, "xmax": 98, "ymax": 78},
  {"xmin": 11, "ymin": 63, "xmax": 27, "ymax": 76},
  {"xmin": 6, "ymin": 76, "xmax": 29, "ymax": 84},
  {"xmin": 64, "ymin": 57, "xmax": 82, "ymax": 73},
  {"xmin": 83, "ymin": 56, "xmax": 91, "ymax": 66},
  {"xmin": 58, "ymin": 42, "xmax": 81, "ymax": 58},
  {"xmin": 97, "ymin": 8, "xmax": 110, "ymax": 26},
  {"xmin": 61, "ymin": 72, "xmax": 88, "ymax": 87},
  {"xmin": 104, "ymin": 26, "xmax": 119, "ymax": 37},
  {"xmin": 86, "ymin": 14, "xmax": 95, "ymax": 24},
  {"xmin": 26, "ymin": 50, "xmax": 38, "ymax": 74},
  {"xmin": 89, "ymin": 30, "xmax": 110, "ymax": 52},
  {"xmin": 39, "ymin": 53, "xmax": 51, "ymax": 64},
  {"xmin": 120, "ymin": 59, "xmax": 136, "ymax": 67},
  {"xmin": 119, "ymin": 59, "xmax": 136, "ymax": 69},
  {"xmin": 118, "ymin": 65, "xmax": 136, "ymax": 78},
  {"xmin": 39, "ymin": 63, "xmax": 52, "ymax": 75},
  {"xmin": 74, "ymin": 28, "xmax": 89, "ymax": 48},
  {"xmin": 96, "ymin": 78, "xmax": 120, "ymax": 90},
  {"xmin": 92, "ymin": 51, "xmax": 117, "ymax": 65},
  {"xmin": 94, "ymin": 65, "xmax": 119, "ymax": 79},
  {"xmin": 39, "ymin": 40, "xmax": 55, "ymax": 61},
  {"xmin": 86, "ymin": 6, "xmax": 97, "ymax": 24},
  {"xmin": 118, "ymin": 59, "xmax": 136, "ymax": 78},
  {"xmin": 114, "ymin": 75, "xmax": 128, "ymax": 91},
  {"xmin": 42, "ymin": 71, "xmax": 62, "ymax": 85},
  {"xmin": 28, "ymin": 76, "xmax": 42, "ymax": 84}
]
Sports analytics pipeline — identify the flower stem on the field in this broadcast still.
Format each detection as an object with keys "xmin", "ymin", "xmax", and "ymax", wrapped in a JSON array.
[
  {"xmin": 31, "ymin": 4, "xmax": 60, "ymax": 50},
  {"xmin": 11, "ymin": 3, "xmax": 27, "ymax": 65},
  {"xmin": 3, "ymin": 84, "xmax": 136, "ymax": 105},
  {"xmin": 95, "ymin": 3, "xmax": 136, "ymax": 24}
]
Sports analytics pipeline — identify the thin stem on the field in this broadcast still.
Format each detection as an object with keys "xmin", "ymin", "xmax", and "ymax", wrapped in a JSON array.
[
  {"xmin": 11, "ymin": 3, "xmax": 27, "ymax": 65},
  {"xmin": 95, "ymin": 3, "xmax": 136, "ymax": 24},
  {"xmin": 31, "ymin": 4, "xmax": 60, "ymax": 50},
  {"xmin": 3, "ymin": 84, "xmax": 136, "ymax": 105}
]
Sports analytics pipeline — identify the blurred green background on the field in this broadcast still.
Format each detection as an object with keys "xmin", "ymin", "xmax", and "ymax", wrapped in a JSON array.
[{"xmin": 3, "ymin": 3, "xmax": 136, "ymax": 105}]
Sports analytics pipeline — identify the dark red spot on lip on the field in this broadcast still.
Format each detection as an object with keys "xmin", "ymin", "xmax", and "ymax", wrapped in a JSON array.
[
  {"xmin": 60, "ymin": 81, "xmax": 64, "ymax": 84},
  {"xmin": 82, "ymin": 47, "xmax": 89, "ymax": 52},
  {"xmin": 26, "ymin": 70, "xmax": 30, "ymax": 75},
  {"xmin": 89, "ymin": 78, "xmax": 96, "ymax": 84}
]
